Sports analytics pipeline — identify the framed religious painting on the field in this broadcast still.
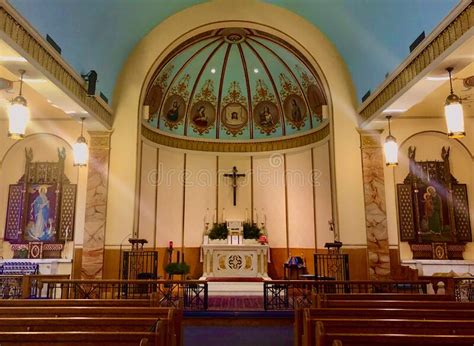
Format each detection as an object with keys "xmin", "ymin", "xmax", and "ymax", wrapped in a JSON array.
[
  {"xmin": 3, "ymin": 148, "xmax": 77, "ymax": 258},
  {"xmin": 24, "ymin": 184, "xmax": 59, "ymax": 242},
  {"xmin": 397, "ymin": 146, "xmax": 472, "ymax": 259}
]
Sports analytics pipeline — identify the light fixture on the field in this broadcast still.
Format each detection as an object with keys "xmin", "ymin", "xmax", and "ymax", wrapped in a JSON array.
[
  {"xmin": 8, "ymin": 70, "xmax": 30, "ymax": 139},
  {"xmin": 444, "ymin": 67, "xmax": 465, "ymax": 138},
  {"xmin": 384, "ymin": 115, "xmax": 398, "ymax": 167},
  {"xmin": 73, "ymin": 117, "xmax": 88, "ymax": 167}
]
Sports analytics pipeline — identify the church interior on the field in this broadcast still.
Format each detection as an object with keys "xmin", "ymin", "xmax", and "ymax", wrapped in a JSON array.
[{"xmin": 0, "ymin": 0, "xmax": 473, "ymax": 345}]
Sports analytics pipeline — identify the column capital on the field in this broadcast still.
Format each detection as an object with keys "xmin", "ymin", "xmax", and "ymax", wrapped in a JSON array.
[
  {"xmin": 87, "ymin": 130, "xmax": 113, "ymax": 150},
  {"xmin": 358, "ymin": 129, "xmax": 383, "ymax": 149}
]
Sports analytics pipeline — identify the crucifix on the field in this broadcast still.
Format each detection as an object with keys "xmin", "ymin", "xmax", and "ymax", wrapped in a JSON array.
[{"xmin": 224, "ymin": 166, "xmax": 246, "ymax": 206}]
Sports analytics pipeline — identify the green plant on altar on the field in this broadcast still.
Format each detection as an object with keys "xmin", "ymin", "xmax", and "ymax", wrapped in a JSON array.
[
  {"xmin": 208, "ymin": 222, "xmax": 229, "ymax": 240},
  {"xmin": 165, "ymin": 262, "xmax": 190, "ymax": 276},
  {"xmin": 243, "ymin": 222, "xmax": 261, "ymax": 239}
]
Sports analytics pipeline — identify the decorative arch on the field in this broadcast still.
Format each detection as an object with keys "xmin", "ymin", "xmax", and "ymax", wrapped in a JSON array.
[
  {"xmin": 138, "ymin": 22, "xmax": 333, "ymax": 153},
  {"xmin": 0, "ymin": 132, "xmax": 73, "ymax": 167},
  {"xmin": 399, "ymin": 130, "xmax": 473, "ymax": 159}
]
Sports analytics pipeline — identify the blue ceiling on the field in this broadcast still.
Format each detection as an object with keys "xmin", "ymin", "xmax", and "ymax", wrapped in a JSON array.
[{"xmin": 9, "ymin": 0, "xmax": 458, "ymax": 105}]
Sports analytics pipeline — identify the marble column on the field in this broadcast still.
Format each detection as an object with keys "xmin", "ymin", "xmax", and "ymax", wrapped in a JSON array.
[
  {"xmin": 81, "ymin": 131, "xmax": 112, "ymax": 279},
  {"xmin": 360, "ymin": 131, "xmax": 391, "ymax": 279}
]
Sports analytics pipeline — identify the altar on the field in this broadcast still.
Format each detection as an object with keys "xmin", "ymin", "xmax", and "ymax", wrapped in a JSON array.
[{"xmin": 201, "ymin": 244, "xmax": 270, "ymax": 278}]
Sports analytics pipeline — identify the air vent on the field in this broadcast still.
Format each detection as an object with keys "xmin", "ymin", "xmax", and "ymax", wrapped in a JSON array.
[
  {"xmin": 46, "ymin": 34, "xmax": 61, "ymax": 54},
  {"xmin": 409, "ymin": 31, "xmax": 425, "ymax": 53}
]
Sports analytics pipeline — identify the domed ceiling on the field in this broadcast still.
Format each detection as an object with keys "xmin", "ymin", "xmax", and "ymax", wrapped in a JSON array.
[{"xmin": 143, "ymin": 28, "xmax": 328, "ymax": 142}]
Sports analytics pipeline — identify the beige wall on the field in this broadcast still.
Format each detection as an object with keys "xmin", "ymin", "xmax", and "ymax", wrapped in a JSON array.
[
  {"xmin": 383, "ymin": 117, "xmax": 474, "ymax": 260},
  {"xmin": 109, "ymin": 0, "xmax": 366, "ymax": 255},
  {"xmin": 136, "ymin": 142, "xmax": 333, "ymax": 256},
  {"xmin": 0, "ymin": 119, "xmax": 88, "ymax": 259}
]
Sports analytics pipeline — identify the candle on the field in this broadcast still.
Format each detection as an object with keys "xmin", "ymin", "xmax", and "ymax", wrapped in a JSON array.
[
  {"xmin": 222, "ymin": 208, "xmax": 226, "ymax": 222},
  {"xmin": 245, "ymin": 208, "xmax": 249, "ymax": 222},
  {"xmin": 214, "ymin": 208, "xmax": 217, "ymax": 223},
  {"xmin": 255, "ymin": 208, "xmax": 259, "ymax": 225}
]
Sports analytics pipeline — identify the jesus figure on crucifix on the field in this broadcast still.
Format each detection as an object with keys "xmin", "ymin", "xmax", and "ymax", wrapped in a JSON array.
[{"xmin": 224, "ymin": 166, "xmax": 246, "ymax": 206}]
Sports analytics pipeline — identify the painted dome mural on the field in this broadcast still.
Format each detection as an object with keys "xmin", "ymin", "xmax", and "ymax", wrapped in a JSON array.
[{"xmin": 143, "ymin": 28, "xmax": 328, "ymax": 142}]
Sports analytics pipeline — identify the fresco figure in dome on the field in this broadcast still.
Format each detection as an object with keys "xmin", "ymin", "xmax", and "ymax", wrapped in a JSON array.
[
  {"xmin": 291, "ymin": 98, "xmax": 302, "ymax": 122},
  {"xmin": 166, "ymin": 101, "xmax": 181, "ymax": 122},
  {"xmin": 193, "ymin": 106, "xmax": 209, "ymax": 127},
  {"xmin": 259, "ymin": 106, "xmax": 273, "ymax": 127}
]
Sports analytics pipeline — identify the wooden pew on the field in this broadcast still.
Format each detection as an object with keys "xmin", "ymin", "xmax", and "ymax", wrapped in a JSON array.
[
  {"xmin": 0, "ymin": 306, "xmax": 182, "ymax": 345},
  {"xmin": 316, "ymin": 293, "xmax": 453, "ymax": 302},
  {"xmin": 0, "ymin": 306, "xmax": 174, "ymax": 317},
  {"xmin": 314, "ymin": 318, "xmax": 474, "ymax": 342},
  {"xmin": 0, "ymin": 317, "xmax": 159, "ymax": 332},
  {"xmin": 299, "ymin": 308, "xmax": 474, "ymax": 346},
  {"xmin": 317, "ymin": 299, "xmax": 470, "ymax": 309},
  {"xmin": 325, "ymin": 333, "xmax": 474, "ymax": 346},
  {"xmin": 0, "ymin": 331, "xmax": 161, "ymax": 346},
  {"xmin": 0, "ymin": 299, "xmax": 153, "ymax": 307}
]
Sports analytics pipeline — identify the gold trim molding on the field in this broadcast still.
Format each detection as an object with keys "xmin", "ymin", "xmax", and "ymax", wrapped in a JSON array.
[
  {"xmin": 359, "ymin": 3, "xmax": 473, "ymax": 123},
  {"xmin": 0, "ymin": 6, "xmax": 113, "ymax": 128},
  {"xmin": 88, "ymin": 131, "xmax": 112, "ymax": 150},
  {"xmin": 359, "ymin": 130, "xmax": 383, "ymax": 149},
  {"xmin": 141, "ymin": 123, "xmax": 329, "ymax": 152}
]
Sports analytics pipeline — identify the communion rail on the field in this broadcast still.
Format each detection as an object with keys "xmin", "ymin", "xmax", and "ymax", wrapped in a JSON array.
[
  {"xmin": 34, "ymin": 279, "xmax": 208, "ymax": 310},
  {"xmin": 263, "ymin": 280, "xmax": 433, "ymax": 310},
  {"xmin": 0, "ymin": 274, "xmax": 70, "ymax": 299}
]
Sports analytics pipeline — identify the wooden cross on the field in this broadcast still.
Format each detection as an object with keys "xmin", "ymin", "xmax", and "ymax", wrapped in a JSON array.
[{"xmin": 224, "ymin": 166, "xmax": 246, "ymax": 206}]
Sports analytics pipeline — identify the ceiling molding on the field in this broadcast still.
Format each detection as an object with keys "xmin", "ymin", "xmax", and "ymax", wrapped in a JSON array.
[
  {"xmin": 359, "ymin": 1, "xmax": 473, "ymax": 125},
  {"xmin": 0, "ymin": 3, "xmax": 113, "ymax": 129},
  {"xmin": 141, "ymin": 122, "xmax": 329, "ymax": 153}
]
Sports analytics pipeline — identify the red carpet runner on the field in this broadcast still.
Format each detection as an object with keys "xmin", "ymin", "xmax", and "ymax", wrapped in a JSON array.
[{"xmin": 208, "ymin": 296, "xmax": 264, "ymax": 310}]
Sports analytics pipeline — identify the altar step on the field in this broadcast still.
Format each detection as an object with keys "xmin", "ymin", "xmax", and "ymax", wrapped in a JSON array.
[{"xmin": 207, "ymin": 281, "xmax": 264, "ymax": 296}]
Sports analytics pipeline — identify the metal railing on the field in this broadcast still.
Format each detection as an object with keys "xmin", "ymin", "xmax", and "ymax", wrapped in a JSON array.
[
  {"xmin": 454, "ymin": 277, "xmax": 474, "ymax": 302},
  {"xmin": 37, "ymin": 279, "xmax": 208, "ymax": 310},
  {"xmin": 263, "ymin": 280, "xmax": 432, "ymax": 310},
  {"xmin": 314, "ymin": 253, "xmax": 349, "ymax": 281},
  {"xmin": 0, "ymin": 274, "xmax": 70, "ymax": 299}
]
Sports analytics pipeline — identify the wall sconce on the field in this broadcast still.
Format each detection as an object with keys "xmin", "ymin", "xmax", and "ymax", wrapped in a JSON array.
[
  {"xmin": 444, "ymin": 67, "xmax": 465, "ymax": 138},
  {"xmin": 8, "ymin": 69, "xmax": 30, "ymax": 139},
  {"xmin": 384, "ymin": 115, "xmax": 398, "ymax": 167},
  {"xmin": 73, "ymin": 117, "xmax": 88, "ymax": 167}
]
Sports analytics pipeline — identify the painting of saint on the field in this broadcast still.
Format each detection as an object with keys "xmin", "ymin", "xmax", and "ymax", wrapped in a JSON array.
[
  {"xmin": 162, "ymin": 95, "xmax": 185, "ymax": 125},
  {"xmin": 422, "ymin": 186, "xmax": 443, "ymax": 234},
  {"xmin": 283, "ymin": 95, "xmax": 306, "ymax": 127},
  {"xmin": 307, "ymin": 84, "xmax": 326, "ymax": 121},
  {"xmin": 190, "ymin": 101, "xmax": 215, "ymax": 134},
  {"xmin": 193, "ymin": 105, "xmax": 208, "ymax": 127},
  {"xmin": 254, "ymin": 101, "xmax": 278, "ymax": 134},
  {"xmin": 144, "ymin": 84, "xmax": 163, "ymax": 123},
  {"xmin": 25, "ymin": 184, "xmax": 57, "ymax": 242}
]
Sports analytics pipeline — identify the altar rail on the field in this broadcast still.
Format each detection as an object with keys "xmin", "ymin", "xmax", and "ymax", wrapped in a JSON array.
[
  {"xmin": 0, "ymin": 274, "xmax": 70, "ymax": 299},
  {"xmin": 420, "ymin": 276, "xmax": 474, "ymax": 302},
  {"xmin": 263, "ymin": 280, "xmax": 433, "ymax": 310},
  {"xmin": 35, "ymin": 279, "xmax": 208, "ymax": 310}
]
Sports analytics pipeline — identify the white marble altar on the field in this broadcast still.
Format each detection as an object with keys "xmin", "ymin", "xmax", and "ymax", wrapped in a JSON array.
[
  {"xmin": 402, "ymin": 259, "xmax": 474, "ymax": 276},
  {"xmin": 201, "ymin": 244, "xmax": 269, "ymax": 278}
]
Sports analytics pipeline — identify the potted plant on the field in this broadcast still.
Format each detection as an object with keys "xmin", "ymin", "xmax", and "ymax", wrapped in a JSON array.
[
  {"xmin": 243, "ymin": 222, "xmax": 261, "ymax": 244},
  {"xmin": 165, "ymin": 262, "xmax": 190, "ymax": 280},
  {"xmin": 208, "ymin": 222, "xmax": 228, "ymax": 244}
]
